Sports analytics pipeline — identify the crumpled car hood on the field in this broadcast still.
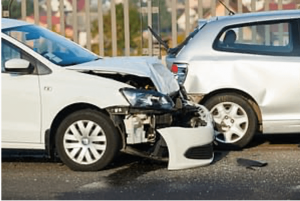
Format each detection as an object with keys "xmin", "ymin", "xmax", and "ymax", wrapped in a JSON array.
[{"xmin": 66, "ymin": 56, "xmax": 179, "ymax": 95}]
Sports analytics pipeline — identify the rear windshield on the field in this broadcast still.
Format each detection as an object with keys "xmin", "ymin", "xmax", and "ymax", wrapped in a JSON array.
[{"xmin": 169, "ymin": 22, "xmax": 206, "ymax": 55}]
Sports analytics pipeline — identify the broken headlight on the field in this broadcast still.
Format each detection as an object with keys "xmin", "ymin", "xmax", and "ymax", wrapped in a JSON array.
[{"xmin": 120, "ymin": 88, "xmax": 174, "ymax": 110}]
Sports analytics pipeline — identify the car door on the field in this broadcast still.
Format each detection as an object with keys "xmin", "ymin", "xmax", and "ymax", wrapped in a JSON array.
[
  {"xmin": 240, "ymin": 19, "xmax": 300, "ymax": 132},
  {"xmin": 213, "ymin": 19, "xmax": 300, "ymax": 133},
  {"xmin": 1, "ymin": 38, "xmax": 41, "ymax": 145}
]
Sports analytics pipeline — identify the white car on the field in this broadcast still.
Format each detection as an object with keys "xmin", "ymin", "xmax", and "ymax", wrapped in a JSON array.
[
  {"xmin": 1, "ymin": 18, "xmax": 215, "ymax": 171},
  {"xmin": 162, "ymin": 10, "xmax": 300, "ymax": 149}
]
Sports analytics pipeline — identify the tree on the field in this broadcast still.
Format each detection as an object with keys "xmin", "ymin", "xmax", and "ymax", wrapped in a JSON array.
[
  {"xmin": 2, "ymin": 0, "xmax": 34, "ymax": 19},
  {"xmin": 91, "ymin": 2, "xmax": 141, "ymax": 56}
]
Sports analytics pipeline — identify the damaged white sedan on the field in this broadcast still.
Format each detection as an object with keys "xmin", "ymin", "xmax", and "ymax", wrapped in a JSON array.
[{"xmin": 1, "ymin": 18, "xmax": 214, "ymax": 171}]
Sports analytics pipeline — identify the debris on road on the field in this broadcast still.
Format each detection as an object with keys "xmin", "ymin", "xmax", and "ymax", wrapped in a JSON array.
[{"xmin": 237, "ymin": 158, "xmax": 268, "ymax": 170}]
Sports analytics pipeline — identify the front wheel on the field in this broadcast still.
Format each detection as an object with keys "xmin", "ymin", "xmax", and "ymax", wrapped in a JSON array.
[
  {"xmin": 55, "ymin": 109, "xmax": 121, "ymax": 171},
  {"xmin": 204, "ymin": 93, "xmax": 257, "ymax": 149}
]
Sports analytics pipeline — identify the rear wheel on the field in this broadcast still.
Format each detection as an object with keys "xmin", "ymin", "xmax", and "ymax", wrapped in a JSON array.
[
  {"xmin": 204, "ymin": 93, "xmax": 257, "ymax": 149},
  {"xmin": 55, "ymin": 109, "xmax": 121, "ymax": 171}
]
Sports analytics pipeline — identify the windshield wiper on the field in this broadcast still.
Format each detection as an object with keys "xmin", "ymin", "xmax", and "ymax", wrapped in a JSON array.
[
  {"xmin": 148, "ymin": 26, "xmax": 169, "ymax": 51},
  {"xmin": 148, "ymin": 26, "xmax": 202, "ymax": 56},
  {"xmin": 148, "ymin": 26, "xmax": 183, "ymax": 55}
]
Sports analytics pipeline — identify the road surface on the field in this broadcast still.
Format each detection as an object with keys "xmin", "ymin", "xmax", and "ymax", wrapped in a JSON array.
[{"xmin": 2, "ymin": 134, "xmax": 300, "ymax": 200}]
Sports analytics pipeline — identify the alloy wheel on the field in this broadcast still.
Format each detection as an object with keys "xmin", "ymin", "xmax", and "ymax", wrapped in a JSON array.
[{"xmin": 210, "ymin": 102, "xmax": 249, "ymax": 144}]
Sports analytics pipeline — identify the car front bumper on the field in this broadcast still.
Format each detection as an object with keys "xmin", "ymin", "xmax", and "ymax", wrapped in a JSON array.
[{"xmin": 158, "ymin": 120, "xmax": 215, "ymax": 170}]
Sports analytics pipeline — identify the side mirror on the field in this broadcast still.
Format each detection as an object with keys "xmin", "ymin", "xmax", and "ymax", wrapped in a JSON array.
[{"xmin": 5, "ymin": 58, "xmax": 32, "ymax": 74}]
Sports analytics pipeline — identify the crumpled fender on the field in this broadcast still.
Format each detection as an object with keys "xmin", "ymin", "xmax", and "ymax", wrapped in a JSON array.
[{"xmin": 158, "ymin": 124, "xmax": 215, "ymax": 170}]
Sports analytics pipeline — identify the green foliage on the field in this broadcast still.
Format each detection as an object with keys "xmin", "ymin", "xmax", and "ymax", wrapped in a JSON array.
[
  {"xmin": 158, "ymin": 0, "xmax": 171, "ymax": 34},
  {"xmin": 91, "ymin": 2, "xmax": 141, "ymax": 56},
  {"xmin": 1, "ymin": 0, "xmax": 34, "ymax": 19}
]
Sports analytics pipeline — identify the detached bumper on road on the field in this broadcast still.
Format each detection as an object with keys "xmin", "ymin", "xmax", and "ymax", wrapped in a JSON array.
[{"xmin": 158, "ymin": 122, "xmax": 215, "ymax": 170}]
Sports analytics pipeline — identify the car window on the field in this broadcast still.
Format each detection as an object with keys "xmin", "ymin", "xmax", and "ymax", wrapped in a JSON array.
[
  {"xmin": 2, "ymin": 25, "xmax": 99, "ymax": 67},
  {"xmin": 214, "ymin": 21, "xmax": 295, "ymax": 56},
  {"xmin": 1, "ymin": 39, "xmax": 39, "ymax": 74},
  {"xmin": 1, "ymin": 39, "xmax": 22, "ymax": 72}
]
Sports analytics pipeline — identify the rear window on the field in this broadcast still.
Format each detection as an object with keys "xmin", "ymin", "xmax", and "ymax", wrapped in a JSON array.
[{"xmin": 213, "ymin": 20, "xmax": 295, "ymax": 56}]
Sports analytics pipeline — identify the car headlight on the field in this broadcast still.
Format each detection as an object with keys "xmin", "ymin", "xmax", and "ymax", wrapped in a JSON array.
[{"xmin": 120, "ymin": 88, "xmax": 174, "ymax": 110}]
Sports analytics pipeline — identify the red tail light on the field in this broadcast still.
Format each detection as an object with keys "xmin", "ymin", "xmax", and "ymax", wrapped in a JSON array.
[{"xmin": 171, "ymin": 64, "xmax": 178, "ymax": 73}]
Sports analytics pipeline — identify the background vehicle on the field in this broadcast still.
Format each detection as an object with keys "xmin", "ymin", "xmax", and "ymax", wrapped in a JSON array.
[
  {"xmin": 165, "ymin": 10, "xmax": 300, "ymax": 149},
  {"xmin": 1, "ymin": 18, "xmax": 214, "ymax": 171}
]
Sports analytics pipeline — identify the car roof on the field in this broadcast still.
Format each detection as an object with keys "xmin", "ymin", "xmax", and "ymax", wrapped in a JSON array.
[
  {"xmin": 1, "ymin": 18, "xmax": 31, "ymax": 30},
  {"xmin": 214, "ymin": 10, "xmax": 300, "ymax": 25}
]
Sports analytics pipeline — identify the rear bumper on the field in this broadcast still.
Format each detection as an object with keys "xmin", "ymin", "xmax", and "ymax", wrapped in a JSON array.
[{"xmin": 158, "ymin": 122, "xmax": 215, "ymax": 170}]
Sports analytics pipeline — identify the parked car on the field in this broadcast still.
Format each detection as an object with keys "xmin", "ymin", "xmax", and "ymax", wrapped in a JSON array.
[
  {"xmin": 155, "ymin": 10, "xmax": 300, "ymax": 149},
  {"xmin": 1, "ymin": 18, "xmax": 215, "ymax": 171}
]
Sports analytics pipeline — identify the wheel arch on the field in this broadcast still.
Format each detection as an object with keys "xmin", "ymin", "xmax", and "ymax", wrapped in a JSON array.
[
  {"xmin": 200, "ymin": 88, "xmax": 262, "ymax": 131},
  {"xmin": 45, "ymin": 103, "xmax": 125, "ymax": 158}
]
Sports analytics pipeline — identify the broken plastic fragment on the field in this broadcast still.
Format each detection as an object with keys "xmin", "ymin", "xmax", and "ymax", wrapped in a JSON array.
[{"xmin": 237, "ymin": 158, "xmax": 268, "ymax": 168}]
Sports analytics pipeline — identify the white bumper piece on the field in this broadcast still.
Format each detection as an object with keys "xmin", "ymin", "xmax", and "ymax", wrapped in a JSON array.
[{"xmin": 158, "ymin": 124, "xmax": 215, "ymax": 170}]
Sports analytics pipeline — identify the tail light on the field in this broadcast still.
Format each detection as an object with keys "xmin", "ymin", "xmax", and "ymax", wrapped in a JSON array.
[
  {"xmin": 171, "ymin": 63, "xmax": 188, "ymax": 85},
  {"xmin": 171, "ymin": 64, "xmax": 178, "ymax": 73}
]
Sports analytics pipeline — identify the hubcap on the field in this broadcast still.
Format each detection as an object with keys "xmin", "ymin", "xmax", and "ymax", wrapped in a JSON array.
[
  {"xmin": 63, "ymin": 120, "xmax": 107, "ymax": 165},
  {"xmin": 81, "ymin": 138, "xmax": 90, "ymax": 145},
  {"xmin": 210, "ymin": 102, "xmax": 249, "ymax": 144}
]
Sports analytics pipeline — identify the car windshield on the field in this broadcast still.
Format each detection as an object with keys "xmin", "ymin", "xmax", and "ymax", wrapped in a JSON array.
[{"xmin": 2, "ymin": 24, "xmax": 99, "ymax": 66}]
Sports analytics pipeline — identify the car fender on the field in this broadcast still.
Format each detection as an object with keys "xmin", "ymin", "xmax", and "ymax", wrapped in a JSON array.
[{"xmin": 39, "ymin": 68, "xmax": 131, "ymax": 140}]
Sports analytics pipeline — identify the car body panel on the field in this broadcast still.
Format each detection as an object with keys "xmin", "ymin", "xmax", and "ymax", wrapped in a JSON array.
[
  {"xmin": 37, "ymin": 69, "xmax": 132, "ymax": 140},
  {"xmin": 67, "ymin": 56, "xmax": 179, "ymax": 95},
  {"xmin": 185, "ymin": 54, "xmax": 300, "ymax": 133},
  {"xmin": 159, "ymin": 124, "xmax": 214, "ymax": 170},
  {"xmin": 1, "ymin": 30, "xmax": 133, "ymax": 147},
  {"xmin": 2, "ymin": 73, "xmax": 41, "ymax": 143},
  {"xmin": 168, "ymin": 10, "xmax": 300, "ymax": 135},
  {"xmin": 2, "ymin": 56, "xmax": 132, "ymax": 147}
]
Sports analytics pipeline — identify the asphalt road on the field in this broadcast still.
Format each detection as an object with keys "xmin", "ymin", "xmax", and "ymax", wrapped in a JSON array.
[{"xmin": 2, "ymin": 134, "xmax": 300, "ymax": 200}]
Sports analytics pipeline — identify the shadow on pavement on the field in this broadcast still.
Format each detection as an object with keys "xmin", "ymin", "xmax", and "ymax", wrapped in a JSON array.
[
  {"xmin": 247, "ymin": 133, "xmax": 300, "ymax": 148},
  {"xmin": 1, "ymin": 149, "xmax": 52, "ymax": 163},
  {"xmin": 1, "ymin": 149, "xmax": 165, "ymax": 171}
]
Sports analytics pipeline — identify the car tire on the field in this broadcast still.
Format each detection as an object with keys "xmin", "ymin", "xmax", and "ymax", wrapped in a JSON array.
[
  {"xmin": 204, "ymin": 93, "xmax": 257, "ymax": 149},
  {"xmin": 55, "ymin": 109, "xmax": 121, "ymax": 171}
]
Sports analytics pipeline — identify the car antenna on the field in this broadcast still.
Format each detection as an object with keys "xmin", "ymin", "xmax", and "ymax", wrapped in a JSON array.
[{"xmin": 218, "ymin": 0, "xmax": 235, "ymax": 15}]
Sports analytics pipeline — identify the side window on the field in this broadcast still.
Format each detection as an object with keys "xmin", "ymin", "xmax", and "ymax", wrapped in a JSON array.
[
  {"xmin": 214, "ymin": 21, "xmax": 294, "ymax": 56},
  {"xmin": 1, "ymin": 39, "xmax": 39, "ymax": 74},
  {"xmin": 2, "ymin": 39, "xmax": 52, "ymax": 75},
  {"xmin": 1, "ymin": 39, "xmax": 22, "ymax": 72}
]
